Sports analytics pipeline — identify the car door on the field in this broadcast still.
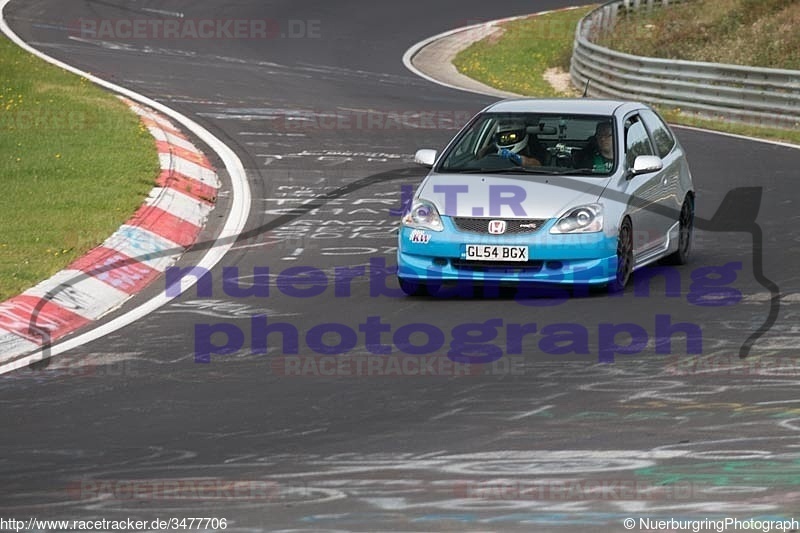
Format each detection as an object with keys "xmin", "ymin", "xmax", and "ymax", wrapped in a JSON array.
[
  {"xmin": 640, "ymin": 108, "xmax": 683, "ymax": 244},
  {"xmin": 623, "ymin": 113, "xmax": 666, "ymax": 259}
]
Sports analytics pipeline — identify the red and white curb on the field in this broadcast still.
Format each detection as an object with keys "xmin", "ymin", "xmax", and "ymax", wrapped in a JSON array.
[{"xmin": 0, "ymin": 98, "xmax": 219, "ymax": 363}]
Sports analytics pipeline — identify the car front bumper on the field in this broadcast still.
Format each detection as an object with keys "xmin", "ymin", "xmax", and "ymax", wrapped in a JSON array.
[{"xmin": 397, "ymin": 217, "xmax": 619, "ymax": 286}]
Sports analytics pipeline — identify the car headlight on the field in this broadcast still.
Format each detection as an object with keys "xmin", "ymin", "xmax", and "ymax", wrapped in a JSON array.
[
  {"xmin": 402, "ymin": 200, "xmax": 444, "ymax": 231},
  {"xmin": 550, "ymin": 203, "xmax": 603, "ymax": 234}
]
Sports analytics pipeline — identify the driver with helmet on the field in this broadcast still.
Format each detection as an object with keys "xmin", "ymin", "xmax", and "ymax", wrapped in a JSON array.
[{"xmin": 495, "ymin": 120, "xmax": 545, "ymax": 167}]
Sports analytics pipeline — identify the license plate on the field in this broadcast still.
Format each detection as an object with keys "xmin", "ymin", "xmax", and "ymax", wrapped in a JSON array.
[{"xmin": 465, "ymin": 245, "xmax": 528, "ymax": 262}]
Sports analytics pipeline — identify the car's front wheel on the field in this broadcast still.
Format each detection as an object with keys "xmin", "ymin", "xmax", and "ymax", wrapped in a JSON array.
[
  {"xmin": 398, "ymin": 278, "xmax": 440, "ymax": 297},
  {"xmin": 665, "ymin": 196, "xmax": 694, "ymax": 265},
  {"xmin": 608, "ymin": 217, "xmax": 633, "ymax": 293}
]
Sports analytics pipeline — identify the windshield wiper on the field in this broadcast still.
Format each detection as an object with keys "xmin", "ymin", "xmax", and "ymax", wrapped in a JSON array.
[
  {"xmin": 441, "ymin": 167, "xmax": 497, "ymax": 173},
  {"xmin": 490, "ymin": 167, "xmax": 579, "ymax": 175},
  {"xmin": 549, "ymin": 168, "xmax": 606, "ymax": 175},
  {"xmin": 443, "ymin": 167, "xmax": 562, "ymax": 174}
]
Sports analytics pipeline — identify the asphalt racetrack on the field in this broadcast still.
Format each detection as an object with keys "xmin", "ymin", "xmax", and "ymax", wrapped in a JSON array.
[{"xmin": 2, "ymin": 0, "xmax": 800, "ymax": 531}]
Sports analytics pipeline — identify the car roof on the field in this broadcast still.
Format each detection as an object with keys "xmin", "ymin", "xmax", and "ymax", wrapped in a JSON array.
[{"xmin": 483, "ymin": 98, "xmax": 642, "ymax": 116}]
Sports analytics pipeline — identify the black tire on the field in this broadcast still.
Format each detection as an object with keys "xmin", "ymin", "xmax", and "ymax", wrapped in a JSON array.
[
  {"xmin": 608, "ymin": 217, "xmax": 634, "ymax": 293},
  {"xmin": 665, "ymin": 196, "xmax": 694, "ymax": 265},
  {"xmin": 398, "ymin": 278, "xmax": 440, "ymax": 297}
]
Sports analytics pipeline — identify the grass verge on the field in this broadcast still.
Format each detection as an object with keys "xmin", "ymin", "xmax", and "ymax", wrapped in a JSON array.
[
  {"xmin": 597, "ymin": 0, "xmax": 800, "ymax": 70},
  {"xmin": 453, "ymin": 6, "xmax": 592, "ymax": 97},
  {"xmin": 451, "ymin": 3, "xmax": 800, "ymax": 146},
  {"xmin": 0, "ymin": 35, "xmax": 159, "ymax": 301}
]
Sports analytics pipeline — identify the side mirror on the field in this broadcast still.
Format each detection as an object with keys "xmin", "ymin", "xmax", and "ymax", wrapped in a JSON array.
[
  {"xmin": 629, "ymin": 155, "xmax": 663, "ymax": 177},
  {"xmin": 414, "ymin": 149, "xmax": 437, "ymax": 168}
]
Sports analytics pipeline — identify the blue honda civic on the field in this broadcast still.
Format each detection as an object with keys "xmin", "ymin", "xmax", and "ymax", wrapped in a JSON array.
[{"xmin": 397, "ymin": 98, "xmax": 695, "ymax": 295}]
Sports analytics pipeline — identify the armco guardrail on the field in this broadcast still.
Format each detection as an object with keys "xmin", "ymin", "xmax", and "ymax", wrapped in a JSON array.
[{"xmin": 570, "ymin": 0, "xmax": 800, "ymax": 129}]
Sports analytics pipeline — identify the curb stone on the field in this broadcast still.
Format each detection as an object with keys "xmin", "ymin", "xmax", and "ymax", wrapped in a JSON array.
[
  {"xmin": 0, "ymin": 98, "xmax": 219, "ymax": 364},
  {"xmin": 404, "ymin": 7, "xmax": 585, "ymax": 99}
]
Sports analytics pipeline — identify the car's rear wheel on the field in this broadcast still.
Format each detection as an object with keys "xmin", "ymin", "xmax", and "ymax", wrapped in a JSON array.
[
  {"xmin": 608, "ymin": 217, "xmax": 633, "ymax": 293},
  {"xmin": 398, "ymin": 278, "xmax": 440, "ymax": 297},
  {"xmin": 665, "ymin": 196, "xmax": 694, "ymax": 265}
]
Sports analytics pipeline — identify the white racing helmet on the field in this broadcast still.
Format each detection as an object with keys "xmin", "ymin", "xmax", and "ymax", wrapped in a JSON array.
[{"xmin": 495, "ymin": 120, "xmax": 529, "ymax": 154}]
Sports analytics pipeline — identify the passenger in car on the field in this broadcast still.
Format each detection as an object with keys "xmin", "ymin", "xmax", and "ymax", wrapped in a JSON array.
[{"xmin": 575, "ymin": 121, "xmax": 615, "ymax": 173}]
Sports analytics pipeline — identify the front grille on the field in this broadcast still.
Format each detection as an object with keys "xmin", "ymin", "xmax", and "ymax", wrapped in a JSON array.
[
  {"xmin": 452, "ymin": 217, "xmax": 546, "ymax": 234},
  {"xmin": 452, "ymin": 259, "xmax": 544, "ymax": 272}
]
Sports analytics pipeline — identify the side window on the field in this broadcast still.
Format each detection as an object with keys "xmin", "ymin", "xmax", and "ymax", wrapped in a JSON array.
[
  {"xmin": 624, "ymin": 116, "xmax": 655, "ymax": 168},
  {"xmin": 640, "ymin": 109, "xmax": 675, "ymax": 158},
  {"xmin": 446, "ymin": 118, "xmax": 486, "ymax": 163},
  {"xmin": 452, "ymin": 123, "xmax": 480, "ymax": 158},
  {"xmin": 470, "ymin": 119, "xmax": 496, "ymax": 158}
]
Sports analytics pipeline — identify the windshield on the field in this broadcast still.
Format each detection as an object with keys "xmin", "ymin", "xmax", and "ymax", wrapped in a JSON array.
[{"xmin": 438, "ymin": 112, "xmax": 617, "ymax": 176}]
